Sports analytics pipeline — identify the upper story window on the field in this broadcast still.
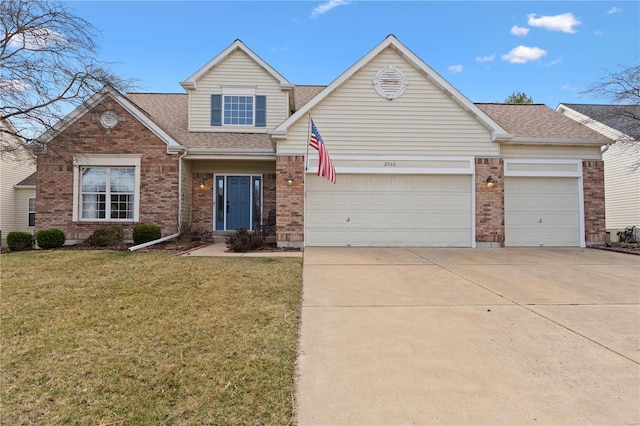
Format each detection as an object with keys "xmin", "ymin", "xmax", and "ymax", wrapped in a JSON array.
[
  {"xmin": 211, "ymin": 87, "xmax": 266, "ymax": 127},
  {"xmin": 224, "ymin": 95, "xmax": 254, "ymax": 125}
]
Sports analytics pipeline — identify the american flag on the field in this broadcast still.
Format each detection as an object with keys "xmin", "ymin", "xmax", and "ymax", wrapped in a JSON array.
[{"xmin": 309, "ymin": 118, "xmax": 336, "ymax": 184}]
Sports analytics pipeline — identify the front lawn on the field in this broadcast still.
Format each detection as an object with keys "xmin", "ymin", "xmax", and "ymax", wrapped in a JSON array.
[{"xmin": 1, "ymin": 251, "xmax": 302, "ymax": 425}]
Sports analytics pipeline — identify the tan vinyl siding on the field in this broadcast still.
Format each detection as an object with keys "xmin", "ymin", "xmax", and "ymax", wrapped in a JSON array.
[
  {"xmin": 603, "ymin": 143, "xmax": 640, "ymax": 229},
  {"xmin": 191, "ymin": 160, "xmax": 276, "ymax": 174},
  {"xmin": 0, "ymin": 143, "xmax": 36, "ymax": 247},
  {"xmin": 14, "ymin": 188, "xmax": 36, "ymax": 233},
  {"xmin": 278, "ymin": 47, "xmax": 497, "ymax": 157},
  {"xmin": 188, "ymin": 50, "xmax": 289, "ymax": 132},
  {"xmin": 500, "ymin": 144, "xmax": 602, "ymax": 160}
]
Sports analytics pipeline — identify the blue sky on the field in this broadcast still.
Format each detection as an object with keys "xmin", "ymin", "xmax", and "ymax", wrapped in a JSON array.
[{"xmin": 72, "ymin": 1, "xmax": 639, "ymax": 108}]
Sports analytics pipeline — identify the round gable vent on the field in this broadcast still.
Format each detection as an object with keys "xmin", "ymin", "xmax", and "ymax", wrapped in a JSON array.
[{"xmin": 373, "ymin": 66, "xmax": 408, "ymax": 100}]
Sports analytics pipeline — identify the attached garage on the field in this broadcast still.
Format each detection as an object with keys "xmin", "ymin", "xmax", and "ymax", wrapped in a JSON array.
[
  {"xmin": 305, "ymin": 174, "xmax": 473, "ymax": 247},
  {"xmin": 503, "ymin": 160, "xmax": 584, "ymax": 247}
]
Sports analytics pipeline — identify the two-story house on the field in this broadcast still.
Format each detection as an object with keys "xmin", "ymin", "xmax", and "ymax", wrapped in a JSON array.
[{"xmin": 36, "ymin": 35, "xmax": 610, "ymax": 248}]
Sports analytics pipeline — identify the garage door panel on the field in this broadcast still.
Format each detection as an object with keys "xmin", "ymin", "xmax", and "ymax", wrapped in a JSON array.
[
  {"xmin": 306, "ymin": 174, "xmax": 472, "ymax": 247},
  {"xmin": 505, "ymin": 177, "xmax": 580, "ymax": 247}
]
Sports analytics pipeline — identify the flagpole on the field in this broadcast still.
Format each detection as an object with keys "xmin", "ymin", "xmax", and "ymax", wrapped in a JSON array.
[{"xmin": 305, "ymin": 114, "xmax": 312, "ymax": 172}]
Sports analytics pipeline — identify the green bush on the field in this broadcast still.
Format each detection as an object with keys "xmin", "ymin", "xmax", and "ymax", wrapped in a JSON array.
[
  {"xmin": 133, "ymin": 224, "xmax": 161, "ymax": 245},
  {"xmin": 225, "ymin": 227, "xmax": 264, "ymax": 253},
  {"xmin": 7, "ymin": 231, "xmax": 34, "ymax": 251},
  {"xmin": 35, "ymin": 228, "xmax": 65, "ymax": 249},
  {"xmin": 90, "ymin": 225, "xmax": 124, "ymax": 247}
]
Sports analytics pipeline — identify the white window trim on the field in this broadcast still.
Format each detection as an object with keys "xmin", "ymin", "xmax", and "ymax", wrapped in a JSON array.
[
  {"xmin": 72, "ymin": 155, "xmax": 141, "ymax": 222},
  {"xmin": 220, "ymin": 87, "xmax": 257, "ymax": 127},
  {"xmin": 28, "ymin": 197, "xmax": 35, "ymax": 228}
]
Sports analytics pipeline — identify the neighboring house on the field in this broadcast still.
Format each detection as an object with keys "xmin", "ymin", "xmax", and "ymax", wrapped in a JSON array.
[
  {"xmin": 557, "ymin": 103, "xmax": 640, "ymax": 241},
  {"xmin": 36, "ymin": 35, "xmax": 610, "ymax": 248},
  {"xmin": 1, "ymin": 119, "xmax": 37, "ymax": 248}
]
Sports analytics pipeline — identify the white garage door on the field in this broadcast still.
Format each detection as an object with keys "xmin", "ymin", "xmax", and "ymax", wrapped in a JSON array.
[
  {"xmin": 306, "ymin": 174, "xmax": 472, "ymax": 247},
  {"xmin": 505, "ymin": 177, "xmax": 581, "ymax": 247}
]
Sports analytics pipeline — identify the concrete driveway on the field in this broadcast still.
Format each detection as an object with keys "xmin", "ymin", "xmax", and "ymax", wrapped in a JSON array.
[{"xmin": 296, "ymin": 248, "xmax": 640, "ymax": 425}]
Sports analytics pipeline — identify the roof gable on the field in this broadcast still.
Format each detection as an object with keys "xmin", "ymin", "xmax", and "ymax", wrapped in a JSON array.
[
  {"xmin": 272, "ymin": 35, "xmax": 511, "ymax": 141},
  {"xmin": 37, "ymin": 87, "xmax": 183, "ymax": 151},
  {"xmin": 180, "ymin": 39, "xmax": 293, "ymax": 90},
  {"xmin": 557, "ymin": 103, "xmax": 639, "ymax": 140}
]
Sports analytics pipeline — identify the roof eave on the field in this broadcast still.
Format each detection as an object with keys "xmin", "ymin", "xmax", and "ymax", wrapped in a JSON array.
[
  {"xmin": 500, "ymin": 137, "xmax": 612, "ymax": 146},
  {"xmin": 184, "ymin": 148, "xmax": 275, "ymax": 160}
]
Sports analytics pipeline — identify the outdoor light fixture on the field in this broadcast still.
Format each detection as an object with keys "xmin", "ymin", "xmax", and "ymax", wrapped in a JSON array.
[
  {"xmin": 486, "ymin": 176, "xmax": 495, "ymax": 188},
  {"xmin": 199, "ymin": 178, "xmax": 206, "ymax": 189},
  {"xmin": 287, "ymin": 174, "xmax": 294, "ymax": 185}
]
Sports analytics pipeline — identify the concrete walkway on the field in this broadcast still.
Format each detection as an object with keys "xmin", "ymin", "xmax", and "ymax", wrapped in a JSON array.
[{"xmin": 296, "ymin": 247, "xmax": 640, "ymax": 425}]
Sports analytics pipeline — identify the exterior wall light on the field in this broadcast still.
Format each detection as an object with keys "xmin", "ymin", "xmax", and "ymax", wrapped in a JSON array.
[
  {"xmin": 199, "ymin": 178, "xmax": 206, "ymax": 189},
  {"xmin": 287, "ymin": 174, "xmax": 294, "ymax": 185},
  {"xmin": 486, "ymin": 176, "xmax": 495, "ymax": 188}
]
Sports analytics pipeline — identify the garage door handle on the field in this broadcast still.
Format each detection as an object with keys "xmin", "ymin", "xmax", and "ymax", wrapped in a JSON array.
[
  {"xmin": 539, "ymin": 218, "xmax": 543, "ymax": 223},
  {"xmin": 346, "ymin": 217, "xmax": 350, "ymax": 222}
]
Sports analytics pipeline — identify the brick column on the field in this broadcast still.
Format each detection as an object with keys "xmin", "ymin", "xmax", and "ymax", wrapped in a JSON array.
[
  {"xmin": 583, "ymin": 160, "xmax": 606, "ymax": 245},
  {"xmin": 276, "ymin": 155, "xmax": 305, "ymax": 248},
  {"xmin": 191, "ymin": 173, "xmax": 213, "ymax": 232},
  {"xmin": 475, "ymin": 158, "xmax": 504, "ymax": 247}
]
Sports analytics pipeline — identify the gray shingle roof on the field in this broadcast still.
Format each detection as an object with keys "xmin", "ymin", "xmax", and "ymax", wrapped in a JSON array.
[
  {"xmin": 16, "ymin": 172, "xmax": 36, "ymax": 186},
  {"xmin": 561, "ymin": 104, "xmax": 640, "ymax": 140},
  {"xmin": 476, "ymin": 103, "xmax": 610, "ymax": 141}
]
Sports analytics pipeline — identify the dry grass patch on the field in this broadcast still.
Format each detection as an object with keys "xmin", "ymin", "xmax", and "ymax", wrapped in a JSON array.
[{"xmin": 1, "ymin": 251, "xmax": 302, "ymax": 425}]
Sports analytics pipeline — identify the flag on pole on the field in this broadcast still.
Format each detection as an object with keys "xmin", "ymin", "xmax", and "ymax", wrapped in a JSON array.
[{"xmin": 309, "ymin": 118, "xmax": 336, "ymax": 184}]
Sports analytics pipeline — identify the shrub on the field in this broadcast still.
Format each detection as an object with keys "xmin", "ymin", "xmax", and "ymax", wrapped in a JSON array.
[
  {"xmin": 133, "ymin": 224, "xmax": 162, "ymax": 245},
  {"xmin": 35, "ymin": 228, "xmax": 65, "ymax": 249},
  {"xmin": 7, "ymin": 231, "xmax": 34, "ymax": 251},
  {"xmin": 225, "ymin": 227, "xmax": 264, "ymax": 253},
  {"xmin": 90, "ymin": 225, "xmax": 124, "ymax": 247}
]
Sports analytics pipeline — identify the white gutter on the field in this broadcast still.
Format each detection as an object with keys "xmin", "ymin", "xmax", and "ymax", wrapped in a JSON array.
[
  {"xmin": 128, "ymin": 233, "xmax": 180, "ymax": 252},
  {"xmin": 601, "ymin": 143, "xmax": 611, "ymax": 154}
]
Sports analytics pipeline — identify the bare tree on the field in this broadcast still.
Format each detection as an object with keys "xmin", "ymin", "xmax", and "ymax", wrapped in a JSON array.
[
  {"xmin": 0, "ymin": 0, "xmax": 133, "ymax": 158},
  {"xmin": 581, "ymin": 64, "xmax": 640, "ymax": 171}
]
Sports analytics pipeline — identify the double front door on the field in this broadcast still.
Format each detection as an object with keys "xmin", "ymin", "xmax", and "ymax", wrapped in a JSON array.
[{"xmin": 215, "ymin": 175, "xmax": 262, "ymax": 231}]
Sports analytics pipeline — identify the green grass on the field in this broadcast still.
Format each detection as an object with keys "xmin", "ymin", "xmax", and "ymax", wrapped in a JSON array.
[{"xmin": 1, "ymin": 250, "xmax": 302, "ymax": 425}]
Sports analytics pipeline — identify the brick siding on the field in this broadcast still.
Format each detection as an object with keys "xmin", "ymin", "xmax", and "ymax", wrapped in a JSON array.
[
  {"xmin": 275, "ymin": 156, "xmax": 305, "ymax": 246},
  {"xmin": 35, "ymin": 97, "xmax": 180, "ymax": 242},
  {"xmin": 191, "ymin": 173, "xmax": 213, "ymax": 232},
  {"xmin": 582, "ymin": 160, "xmax": 606, "ymax": 245},
  {"xmin": 475, "ymin": 158, "xmax": 504, "ymax": 245}
]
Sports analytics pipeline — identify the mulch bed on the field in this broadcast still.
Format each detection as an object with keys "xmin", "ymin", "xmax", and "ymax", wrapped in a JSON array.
[{"xmin": 591, "ymin": 243, "xmax": 640, "ymax": 256}]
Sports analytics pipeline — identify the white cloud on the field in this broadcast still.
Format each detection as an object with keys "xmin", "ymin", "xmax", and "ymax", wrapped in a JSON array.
[
  {"xmin": 0, "ymin": 79, "xmax": 30, "ymax": 91},
  {"xmin": 476, "ymin": 54, "xmax": 495, "ymax": 63},
  {"xmin": 607, "ymin": 7, "xmax": 622, "ymax": 14},
  {"xmin": 270, "ymin": 46, "xmax": 289, "ymax": 52},
  {"xmin": 311, "ymin": 0, "xmax": 351, "ymax": 18},
  {"xmin": 595, "ymin": 30, "xmax": 604, "ymax": 36},
  {"xmin": 448, "ymin": 65, "xmax": 463, "ymax": 73},
  {"xmin": 546, "ymin": 58, "xmax": 563, "ymax": 67},
  {"xmin": 8, "ymin": 27, "xmax": 64, "ymax": 49},
  {"xmin": 511, "ymin": 26, "xmax": 530, "ymax": 36},
  {"xmin": 501, "ymin": 45, "xmax": 548, "ymax": 64},
  {"xmin": 527, "ymin": 13, "xmax": 581, "ymax": 34},
  {"xmin": 562, "ymin": 83, "xmax": 579, "ymax": 92}
]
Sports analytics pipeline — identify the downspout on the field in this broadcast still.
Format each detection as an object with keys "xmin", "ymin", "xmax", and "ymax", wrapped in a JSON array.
[
  {"xmin": 177, "ymin": 149, "xmax": 188, "ymax": 232},
  {"xmin": 601, "ymin": 143, "xmax": 611, "ymax": 154},
  {"xmin": 129, "ymin": 149, "xmax": 187, "ymax": 252}
]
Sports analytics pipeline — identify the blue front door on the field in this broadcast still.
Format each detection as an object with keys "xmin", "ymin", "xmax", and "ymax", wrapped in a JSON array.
[{"xmin": 226, "ymin": 176, "xmax": 251, "ymax": 230}]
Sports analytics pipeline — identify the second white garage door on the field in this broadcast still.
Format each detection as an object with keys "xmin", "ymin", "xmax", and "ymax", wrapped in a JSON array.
[
  {"xmin": 305, "ymin": 174, "xmax": 472, "ymax": 247},
  {"xmin": 504, "ymin": 177, "xmax": 581, "ymax": 247}
]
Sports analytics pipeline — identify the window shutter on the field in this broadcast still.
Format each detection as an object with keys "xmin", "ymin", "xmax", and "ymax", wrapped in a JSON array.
[
  {"xmin": 211, "ymin": 94, "xmax": 222, "ymax": 126},
  {"xmin": 255, "ymin": 95, "xmax": 266, "ymax": 127}
]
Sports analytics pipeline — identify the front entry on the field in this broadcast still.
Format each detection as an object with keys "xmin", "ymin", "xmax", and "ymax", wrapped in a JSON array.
[{"xmin": 215, "ymin": 175, "xmax": 262, "ymax": 231}]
